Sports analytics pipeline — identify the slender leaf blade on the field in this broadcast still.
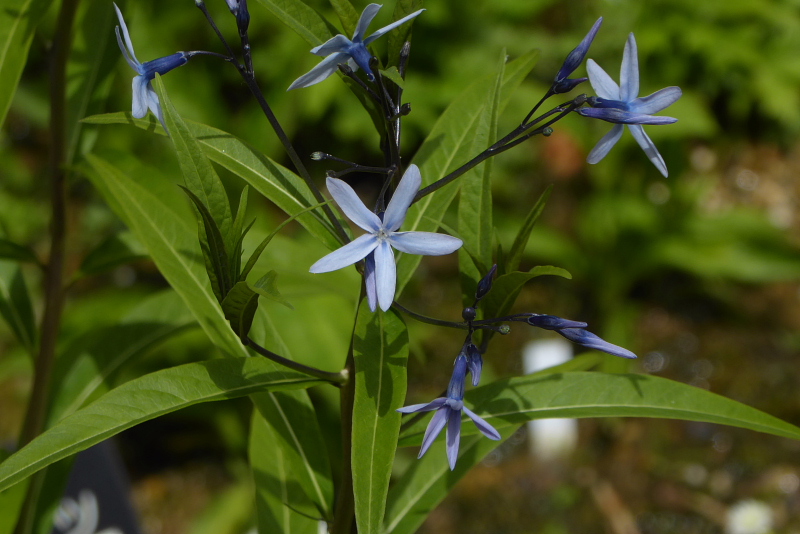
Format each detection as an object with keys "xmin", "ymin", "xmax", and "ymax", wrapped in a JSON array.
[
  {"xmin": 481, "ymin": 265, "xmax": 572, "ymax": 323},
  {"xmin": 352, "ymin": 304, "xmax": 408, "ymax": 534},
  {"xmin": 328, "ymin": 0, "xmax": 358, "ymax": 36},
  {"xmin": 254, "ymin": 0, "xmax": 334, "ymax": 45},
  {"xmin": 0, "ymin": 239, "xmax": 39, "ymax": 265},
  {"xmin": 0, "ymin": 358, "xmax": 323, "ymax": 492},
  {"xmin": 504, "ymin": 185, "xmax": 552, "ymax": 274},
  {"xmin": 0, "ymin": 263, "xmax": 36, "ymax": 353},
  {"xmin": 249, "ymin": 410, "xmax": 318, "ymax": 534},
  {"xmin": 399, "ymin": 372, "xmax": 800, "ymax": 446}
]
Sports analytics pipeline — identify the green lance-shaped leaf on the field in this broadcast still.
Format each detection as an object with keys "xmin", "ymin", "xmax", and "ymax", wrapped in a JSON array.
[
  {"xmin": 230, "ymin": 186, "xmax": 250, "ymax": 282},
  {"xmin": 250, "ymin": 271, "xmax": 293, "ymax": 309},
  {"xmin": 222, "ymin": 281, "xmax": 260, "ymax": 342},
  {"xmin": 387, "ymin": 0, "xmax": 423, "ymax": 68},
  {"xmin": 481, "ymin": 265, "xmax": 571, "ymax": 324},
  {"xmin": 351, "ymin": 303, "xmax": 409, "ymax": 534},
  {"xmin": 0, "ymin": 262, "xmax": 36, "ymax": 353},
  {"xmin": 0, "ymin": 358, "xmax": 324, "ymax": 493},
  {"xmin": 85, "ymin": 155, "xmax": 335, "ymax": 519},
  {"xmin": 504, "ymin": 185, "xmax": 552, "ymax": 275},
  {"xmin": 251, "ymin": 391, "xmax": 334, "ymax": 520},
  {"xmin": 328, "ymin": 0, "xmax": 358, "ymax": 37},
  {"xmin": 155, "ymin": 75, "xmax": 235, "ymax": 254},
  {"xmin": 398, "ymin": 50, "xmax": 539, "ymax": 296},
  {"xmin": 0, "ymin": 0, "xmax": 54, "ymax": 129},
  {"xmin": 81, "ymin": 113, "xmax": 340, "ymax": 251},
  {"xmin": 457, "ymin": 48, "xmax": 504, "ymax": 305},
  {"xmin": 181, "ymin": 186, "xmax": 232, "ymax": 302},
  {"xmin": 398, "ymin": 372, "xmax": 800, "ymax": 447},
  {"xmin": 77, "ymin": 231, "xmax": 148, "ymax": 278},
  {"xmin": 65, "ymin": 0, "xmax": 123, "ymax": 165},
  {"xmin": 249, "ymin": 410, "xmax": 319, "ymax": 534},
  {"xmin": 254, "ymin": 0, "xmax": 336, "ymax": 46}
]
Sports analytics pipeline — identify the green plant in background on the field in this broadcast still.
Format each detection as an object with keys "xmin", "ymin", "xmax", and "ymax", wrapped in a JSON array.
[{"xmin": 1, "ymin": 0, "xmax": 800, "ymax": 533}]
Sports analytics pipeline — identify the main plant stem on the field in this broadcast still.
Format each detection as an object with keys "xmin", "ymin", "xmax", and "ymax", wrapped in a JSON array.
[{"xmin": 14, "ymin": 0, "xmax": 80, "ymax": 531}]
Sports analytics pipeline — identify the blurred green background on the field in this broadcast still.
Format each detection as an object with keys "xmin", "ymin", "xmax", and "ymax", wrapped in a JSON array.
[{"xmin": 4, "ymin": 0, "xmax": 800, "ymax": 532}]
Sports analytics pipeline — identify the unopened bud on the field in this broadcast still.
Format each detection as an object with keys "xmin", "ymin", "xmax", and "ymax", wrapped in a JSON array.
[
  {"xmin": 462, "ymin": 307, "xmax": 476, "ymax": 322},
  {"xmin": 475, "ymin": 264, "xmax": 497, "ymax": 301}
]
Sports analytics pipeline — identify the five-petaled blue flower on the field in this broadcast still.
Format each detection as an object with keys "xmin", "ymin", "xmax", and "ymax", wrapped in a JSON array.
[
  {"xmin": 398, "ymin": 353, "xmax": 501, "ymax": 470},
  {"xmin": 309, "ymin": 165, "xmax": 462, "ymax": 312},
  {"xmin": 114, "ymin": 3, "xmax": 190, "ymax": 131},
  {"xmin": 578, "ymin": 33, "xmax": 682, "ymax": 177},
  {"xmin": 288, "ymin": 3, "xmax": 424, "ymax": 90}
]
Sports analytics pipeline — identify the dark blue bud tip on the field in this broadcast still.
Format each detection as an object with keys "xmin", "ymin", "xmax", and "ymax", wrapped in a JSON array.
[
  {"xmin": 462, "ymin": 307, "xmax": 476, "ymax": 322},
  {"xmin": 475, "ymin": 264, "xmax": 497, "ymax": 302}
]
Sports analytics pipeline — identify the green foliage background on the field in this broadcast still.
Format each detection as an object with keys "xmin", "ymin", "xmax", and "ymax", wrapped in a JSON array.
[{"xmin": 3, "ymin": 0, "xmax": 800, "ymax": 532}]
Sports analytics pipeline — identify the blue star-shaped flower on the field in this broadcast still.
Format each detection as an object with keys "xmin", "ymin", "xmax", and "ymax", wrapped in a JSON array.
[
  {"xmin": 288, "ymin": 3, "xmax": 424, "ymax": 90},
  {"xmin": 114, "ymin": 4, "xmax": 190, "ymax": 130},
  {"xmin": 309, "ymin": 165, "xmax": 462, "ymax": 312},
  {"xmin": 398, "ymin": 353, "xmax": 501, "ymax": 470},
  {"xmin": 578, "ymin": 33, "xmax": 682, "ymax": 177}
]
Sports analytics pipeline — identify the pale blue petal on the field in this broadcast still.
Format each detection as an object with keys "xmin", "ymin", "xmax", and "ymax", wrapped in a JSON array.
[
  {"xmin": 586, "ymin": 59, "xmax": 619, "ymax": 100},
  {"xmin": 115, "ymin": 27, "xmax": 139, "ymax": 71},
  {"xmin": 364, "ymin": 252, "xmax": 377, "ymax": 312},
  {"xmin": 587, "ymin": 124, "xmax": 623, "ymax": 164},
  {"xmin": 288, "ymin": 52, "xmax": 350, "ymax": 90},
  {"xmin": 374, "ymin": 240, "xmax": 396, "ymax": 311},
  {"xmin": 382, "ymin": 164, "xmax": 421, "ymax": 231},
  {"xmin": 113, "ymin": 4, "xmax": 140, "ymax": 67},
  {"xmin": 397, "ymin": 398, "xmax": 447, "ymax": 413},
  {"xmin": 132, "ymin": 76, "xmax": 149, "ymax": 118},
  {"xmin": 629, "ymin": 125, "xmax": 668, "ymax": 177},
  {"xmin": 462, "ymin": 406, "xmax": 501, "ymax": 440},
  {"xmin": 619, "ymin": 33, "xmax": 639, "ymax": 102},
  {"xmin": 389, "ymin": 232, "xmax": 462, "ymax": 255},
  {"xmin": 446, "ymin": 410, "xmax": 462, "ymax": 470},
  {"xmin": 326, "ymin": 177, "xmax": 382, "ymax": 232},
  {"xmin": 353, "ymin": 3, "xmax": 382, "ymax": 41},
  {"xmin": 364, "ymin": 8, "xmax": 424, "ymax": 46},
  {"xmin": 631, "ymin": 87, "xmax": 682, "ymax": 115},
  {"xmin": 579, "ymin": 108, "xmax": 677, "ymax": 125},
  {"xmin": 311, "ymin": 34, "xmax": 353, "ymax": 56},
  {"xmin": 418, "ymin": 407, "xmax": 449, "ymax": 458},
  {"xmin": 146, "ymin": 85, "xmax": 166, "ymax": 132},
  {"xmin": 309, "ymin": 234, "xmax": 378, "ymax": 273}
]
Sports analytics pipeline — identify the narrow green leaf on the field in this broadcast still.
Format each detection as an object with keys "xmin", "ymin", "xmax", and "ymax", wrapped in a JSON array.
[
  {"xmin": 84, "ymin": 155, "xmax": 335, "ymax": 521},
  {"xmin": 65, "ymin": 0, "xmax": 121, "ymax": 164},
  {"xmin": 352, "ymin": 303, "xmax": 408, "ymax": 534},
  {"xmin": 398, "ymin": 372, "xmax": 800, "ymax": 447},
  {"xmin": 84, "ymin": 154, "xmax": 245, "ymax": 356},
  {"xmin": 385, "ymin": 427, "xmax": 517, "ymax": 534},
  {"xmin": 0, "ymin": 238, "xmax": 39, "ymax": 265},
  {"xmin": 222, "ymin": 281, "xmax": 260, "ymax": 341},
  {"xmin": 254, "ymin": 0, "xmax": 334, "ymax": 45},
  {"xmin": 398, "ymin": 50, "xmax": 539, "ymax": 296},
  {"xmin": 457, "ymin": 49, "xmax": 504, "ymax": 304},
  {"xmin": 328, "ymin": 0, "xmax": 358, "ymax": 36},
  {"xmin": 251, "ymin": 392, "xmax": 334, "ymax": 520},
  {"xmin": 481, "ymin": 265, "xmax": 572, "ymax": 323},
  {"xmin": 249, "ymin": 410, "xmax": 319, "ymax": 534},
  {"xmin": 0, "ymin": 358, "xmax": 324, "ymax": 493},
  {"xmin": 387, "ymin": 0, "xmax": 423, "ymax": 68},
  {"xmin": 0, "ymin": 0, "xmax": 54, "ymax": 128},
  {"xmin": 77, "ymin": 231, "xmax": 147, "ymax": 278},
  {"xmin": 82, "ymin": 113, "xmax": 340, "ymax": 250},
  {"xmin": 181, "ymin": 185, "xmax": 232, "ymax": 302},
  {"xmin": 504, "ymin": 185, "xmax": 552, "ymax": 274},
  {"xmin": 231, "ymin": 186, "xmax": 250, "ymax": 280},
  {"xmin": 0, "ymin": 476, "xmax": 27, "ymax": 534},
  {"xmin": 379, "ymin": 67, "xmax": 405, "ymax": 89},
  {"xmin": 251, "ymin": 271, "xmax": 293, "ymax": 309},
  {"xmin": 48, "ymin": 291, "xmax": 197, "ymax": 425},
  {"xmin": 155, "ymin": 75, "xmax": 234, "ymax": 251},
  {"xmin": 0, "ymin": 263, "xmax": 36, "ymax": 353}
]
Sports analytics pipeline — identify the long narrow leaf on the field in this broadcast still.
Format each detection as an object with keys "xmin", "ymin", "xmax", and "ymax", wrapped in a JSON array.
[
  {"xmin": 0, "ymin": 358, "xmax": 323, "ymax": 493},
  {"xmin": 351, "ymin": 304, "xmax": 408, "ymax": 534},
  {"xmin": 399, "ymin": 372, "xmax": 800, "ymax": 446}
]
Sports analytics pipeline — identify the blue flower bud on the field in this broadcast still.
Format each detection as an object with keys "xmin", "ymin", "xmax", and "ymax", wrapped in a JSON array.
[
  {"xmin": 475, "ymin": 264, "xmax": 497, "ymax": 301},
  {"xmin": 447, "ymin": 354, "xmax": 469, "ymax": 401},
  {"xmin": 526, "ymin": 314, "xmax": 587, "ymax": 330},
  {"xmin": 553, "ymin": 17, "xmax": 602, "ymax": 94},
  {"xmin": 557, "ymin": 328, "xmax": 637, "ymax": 359},
  {"xmin": 466, "ymin": 344, "xmax": 483, "ymax": 386}
]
